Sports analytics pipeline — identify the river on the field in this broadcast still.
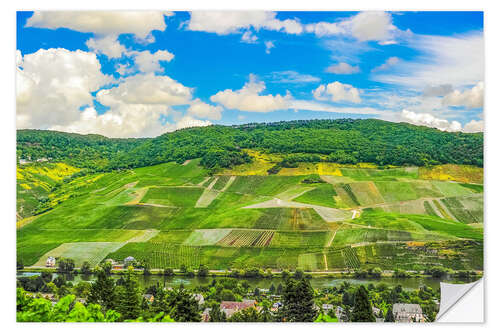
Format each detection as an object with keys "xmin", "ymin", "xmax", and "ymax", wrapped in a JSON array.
[{"xmin": 17, "ymin": 272, "xmax": 478, "ymax": 291}]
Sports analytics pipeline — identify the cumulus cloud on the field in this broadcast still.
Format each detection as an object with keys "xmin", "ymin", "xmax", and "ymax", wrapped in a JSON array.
[
  {"xmin": 96, "ymin": 73, "xmax": 192, "ymax": 106},
  {"xmin": 348, "ymin": 11, "xmax": 394, "ymax": 42},
  {"xmin": 401, "ymin": 110, "xmax": 462, "ymax": 132},
  {"xmin": 326, "ymin": 62, "xmax": 360, "ymax": 74},
  {"xmin": 442, "ymin": 82, "xmax": 484, "ymax": 109},
  {"xmin": 25, "ymin": 11, "xmax": 169, "ymax": 40},
  {"xmin": 265, "ymin": 41, "xmax": 275, "ymax": 54},
  {"xmin": 374, "ymin": 32, "xmax": 484, "ymax": 88},
  {"xmin": 125, "ymin": 50, "xmax": 175, "ymax": 74},
  {"xmin": 187, "ymin": 11, "xmax": 302, "ymax": 35},
  {"xmin": 371, "ymin": 56, "xmax": 399, "ymax": 72},
  {"xmin": 187, "ymin": 99, "xmax": 223, "ymax": 120},
  {"xmin": 86, "ymin": 35, "xmax": 126, "ymax": 58},
  {"xmin": 463, "ymin": 119, "xmax": 484, "ymax": 133},
  {"xmin": 51, "ymin": 73, "xmax": 197, "ymax": 137},
  {"xmin": 210, "ymin": 74, "xmax": 290, "ymax": 112},
  {"xmin": 16, "ymin": 48, "xmax": 112, "ymax": 130},
  {"xmin": 312, "ymin": 81, "xmax": 362, "ymax": 103}
]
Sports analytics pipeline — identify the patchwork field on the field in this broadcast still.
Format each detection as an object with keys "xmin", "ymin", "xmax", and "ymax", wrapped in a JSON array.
[{"xmin": 17, "ymin": 160, "xmax": 483, "ymax": 272}]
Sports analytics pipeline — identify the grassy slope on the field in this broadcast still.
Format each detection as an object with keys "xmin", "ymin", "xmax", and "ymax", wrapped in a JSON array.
[{"xmin": 17, "ymin": 162, "xmax": 484, "ymax": 271}]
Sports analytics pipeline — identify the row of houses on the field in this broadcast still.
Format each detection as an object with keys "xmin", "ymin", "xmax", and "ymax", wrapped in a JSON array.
[
  {"xmin": 19, "ymin": 157, "xmax": 50, "ymax": 165},
  {"xmin": 201, "ymin": 300, "xmax": 423, "ymax": 322}
]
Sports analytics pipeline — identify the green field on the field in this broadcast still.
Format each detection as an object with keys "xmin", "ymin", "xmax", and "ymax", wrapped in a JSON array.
[{"xmin": 17, "ymin": 160, "xmax": 484, "ymax": 272}]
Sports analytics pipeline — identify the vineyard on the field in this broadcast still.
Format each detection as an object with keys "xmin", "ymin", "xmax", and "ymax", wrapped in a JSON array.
[
  {"xmin": 139, "ymin": 243, "xmax": 202, "ymax": 269},
  {"xmin": 342, "ymin": 247, "xmax": 361, "ymax": 269},
  {"xmin": 18, "ymin": 157, "xmax": 483, "ymax": 272},
  {"xmin": 216, "ymin": 230, "xmax": 275, "ymax": 247}
]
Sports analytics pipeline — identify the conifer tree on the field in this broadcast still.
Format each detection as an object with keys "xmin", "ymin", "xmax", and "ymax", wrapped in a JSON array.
[
  {"xmin": 282, "ymin": 278, "xmax": 317, "ymax": 322},
  {"xmin": 351, "ymin": 285, "xmax": 375, "ymax": 322},
  {"xmin": 88, "ymin": 266, "xmax": 117, "ymax": 312},
  {"xmin": 116, "ymin": 267, "xmax": 142, "ymax": 320},
  {"xmin": 385, "ymin": 306, "xmax": 395, "ymax": 322}
]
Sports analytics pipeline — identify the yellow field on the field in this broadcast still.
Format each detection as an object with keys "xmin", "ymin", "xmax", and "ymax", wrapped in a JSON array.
[
  {"xmin": 418, "ymin": 164, "xmax": 483, "ymax": 184},
  {"xmin": 17, "ymin": 162, "xmax": 80, "ymax": 191}
]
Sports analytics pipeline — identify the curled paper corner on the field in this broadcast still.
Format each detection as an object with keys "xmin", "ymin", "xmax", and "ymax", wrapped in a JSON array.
[{"xmin": 436, "ymin": 278, "xmax": 484, "ymax": 323}]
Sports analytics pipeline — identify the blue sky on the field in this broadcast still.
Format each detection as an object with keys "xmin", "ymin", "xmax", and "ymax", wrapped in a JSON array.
[{"xmin": 16, "ymin": 11, "xmax": 484, "ymax": 137}]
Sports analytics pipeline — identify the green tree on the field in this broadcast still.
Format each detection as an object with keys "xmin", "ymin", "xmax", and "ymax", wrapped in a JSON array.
[
  {"xmin": 282, "ymin": 278, "xmax": 317, "ymax": 322},
  {"xmin": 351, "ymin": 286, "xmax": 375, "ymax": 322},
  {"xmin": 57, "ymin": 258, "xmax": 75, "ymax": 273},
  {"xmin": 198, "ymin": 264, "xmax": 209, "ymax": 277},
  {"xmin": 385, "ymin": 307, "xmax": 395, "ymax": 322},
  {"xmin": 80, "ymin": 261, "xmax": 92, "ymax": 274},
  {"xmin": 209, "ymin": 303, "xmax": 227, "ymax": 322},
  {"xmin": 88, "ymin": 266, "xmax": 117, "ymax": 312},
  {"xmin": 116, "ymin": 266, "xmax": 142, "ymax": 320},
  {"xmin": 166, "ymin": 288, "xmax": 201, "ymax": 322},
  {"xmin": 229, "ymin": 307, "xmax": 262, "ymax": 322}
]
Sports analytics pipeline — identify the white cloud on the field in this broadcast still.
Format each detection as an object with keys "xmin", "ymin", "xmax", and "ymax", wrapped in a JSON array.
[
  {"xmin": 49, "ymin": 106, "xmax": 169, "ymax": 138},
  {"xmin": 347, "ymin": 11, "xmax": 395, "ymax": 42},
  {"xmin": 126, "ymin": 50, "xmax": 175, "ymax": 73},
  {"xmin": 187, "ymin": 11, "xmax": 302, "ymax": 35},
  {"xmin": 422, "ymin": 84, "xmax": 454, "ymax": 97},
  {"xmin": 374, "ymin": 32, "xmax": 484, "ymax": 88},
  {"xmin": 401, "ymin": 110, "xmax": 462, "ymax": 132},
  {"xmin": 174, "ymin": 115, "xmax": 212, "ymax": 130},
  {"xmin": 304, "ymin": 22, "xmax": 344, "ymax": 37},
  {"xmin": 463, "ymin": 119, "xmax": 484, "ymax": 133},
  {"xmin": 187, "ymin": 99, "xmax": 223, "ymax": 120},
  {"xmin": 26, "ymin": 11, "xmax": 169, "ymax": 39},
  {"xmin": 265, "ymin": 41, "xmax": 275, "ymax": 54},
  {"xmin": 16, "ymin": 48, "xmax": 112, "ymax": 130},
  {"xmin": 326, "ymin": 62, "xmax": 360, "ymax": 74},
  {"xmin": 313, "ymin": 81, "xmax": 362, "ymax": 104},
  {"xmin": 85, "ymin": 35, "xmax": 126, "ymax": 58},
  {"xmin": 53, "ymin": 73, "xmax": 195, "ymax": 137},
  {"xmin": 269, "ymin": 71, "xmax": 320, "ymax": 84},
  {"xmin": 96, "ymin": 73, "xmax": 192, "ymax": 106},
  {"xmin": 241, "ymin": 31, "xmax": 258, "ymax": 43},
  {"xmin": 371, "ymin": 56, "xmax": 399, "ymax": 72},
  {"xmin": 442, "ymin": 82, "xmax": 484, "ymax": 109},
  {"xmin": 210, "ymin": 74, "xmax": 290, "ymax": 112}
]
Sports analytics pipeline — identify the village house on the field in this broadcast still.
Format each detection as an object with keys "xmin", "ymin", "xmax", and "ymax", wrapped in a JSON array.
[
  {"xmin": 336, "ymin": 306, "xmax": 348, "ymax": 322},
  {"xmin": 46, "ymin": 256, "xmax": 56, "ymax": 267},
  {"xmin": 194, "ymin": 293, "xmax": 205, "ymax": 305},
  {"xmin": 393, "ymin": 303, "xmax": 425, "ymax": 323},
  {"xmin": 123, "ymin": 256, "xmax": 135, "ymax": 267},
  {"xmin": 271, "ymin": 301, "xmax": 282, "ymax": 312},
  {"xmin": 220, "ymin": 299, "xmax": 257, "ymax": 318},
  {"xmin": 201, "ymin": 308, "xmax": 211, "ymax": 322},
  {"xmin": 143, "ymin": 294, "xmax": 154, "ymax": 303},
  {"xmin": 322, "ymin": 303, "xmax": 334, "ymax": 313}
]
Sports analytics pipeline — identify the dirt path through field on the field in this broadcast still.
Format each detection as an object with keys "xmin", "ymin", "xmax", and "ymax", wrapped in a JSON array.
[
  {"xmin": 243, "ymin": 198, "xmax": 353, "ymax": 222},
  {"xmin": 220, "ymin": 176, "xmax": 236, "ymax": 192},
  {"xmin": 182, "ymin": 159, "xmax": 192, "ymax": 165},
  {"xmin": 323, "ymin": 253, "xmax": 328, "ymax": 271},
  {"xmin": 195, "ymin": 177, "xmax": 220, "ymax": 208}
]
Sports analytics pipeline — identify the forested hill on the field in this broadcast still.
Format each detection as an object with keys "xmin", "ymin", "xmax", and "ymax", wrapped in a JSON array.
[{"xmin": 17, "ymin": 119, "xmax": 483, "ymax": 171}]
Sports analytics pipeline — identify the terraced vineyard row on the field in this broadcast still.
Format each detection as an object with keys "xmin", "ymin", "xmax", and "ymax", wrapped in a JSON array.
[
  {"xmin": 141, "ymin": 243, "xmax": 202, "ymax": 269},
  {"xmin": 216, "ymin": 230, "xmax": 275, "ymax": 247},
  {"xmin": 342, "ymin": 246, "xmax": 361, "ymax": 269}
]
